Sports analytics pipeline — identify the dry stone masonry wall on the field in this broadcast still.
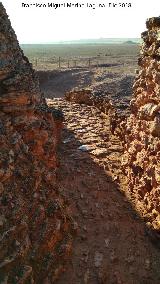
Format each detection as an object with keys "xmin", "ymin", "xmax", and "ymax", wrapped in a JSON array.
[
  {"xmin": 0, "ymin": 4, "xmax": 75, "ymax": 283},
  {"xmin": 65, "ymin": 89, "xmax": 127, "ymax": 138},
  {"xmin": 65, "ymin": 89, "xmax": 113, "ymax": 115},
  {"xmin": 65, "ymin": 18, "xmax": 160, "ymax": 237},
  {"xmin": 122, "ymin": 17, "xmax": 160, "ymax": 234}
]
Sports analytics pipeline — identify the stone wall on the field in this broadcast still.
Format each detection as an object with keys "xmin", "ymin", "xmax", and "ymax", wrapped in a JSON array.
[
  {"xmin": 122, "ymin": 17, "xmax": 160, "ymax": 234},
  {"xmin": 0, "ymin": 4, "xmax": 75, "ymax": 283},
  {"xmin": 65, "ymin": 89, "xmax": 113, "ymax": 115}
]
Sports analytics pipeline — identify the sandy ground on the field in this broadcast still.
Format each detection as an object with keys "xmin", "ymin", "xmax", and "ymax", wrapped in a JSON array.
[{"xmin": 47, "ymin": 98, "xmax": 160, "ymax": 284}]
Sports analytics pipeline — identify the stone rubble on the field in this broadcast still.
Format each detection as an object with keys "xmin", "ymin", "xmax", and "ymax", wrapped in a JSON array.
[
  {"xmin": 65, "ymin": 89, "xmax": 113, "ymax": 115},
  {"xmin": 48, "ymin": 98, "xmax": 160, "ymax": 284},
  {"xmin": 65, "ymin": 88, "xmax": 128, "ymax": 139},
  {"xmin": 121, "ymin": 17, "xmax": 160, "ymax": 234},
  {"xmin": 64, "ymin": 17, "xmax": 160, "ymax": 239},
  {"xmin": 0, "ymin": 4, "xmax": 75, "ymax": 283}
]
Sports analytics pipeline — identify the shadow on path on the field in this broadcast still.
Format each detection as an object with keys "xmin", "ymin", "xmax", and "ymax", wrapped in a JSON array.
[
  {"xmin": 55, "ymin": 123, "xmax": 160, "ymax": 284},
  {"xmin": 37, "ymin": 69, "xmax": 94, "ymax": 98}
]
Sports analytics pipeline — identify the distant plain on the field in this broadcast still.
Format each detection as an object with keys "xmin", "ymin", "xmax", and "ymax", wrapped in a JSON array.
[{"xmin": 22, "ymin": 43, "xmax": 140, "ymax": 113}]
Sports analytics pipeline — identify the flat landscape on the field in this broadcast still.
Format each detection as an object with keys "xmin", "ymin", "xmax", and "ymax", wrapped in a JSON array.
[{"xmin": 22, "ymin": 43, "xmax": 139, "ymax": 113}]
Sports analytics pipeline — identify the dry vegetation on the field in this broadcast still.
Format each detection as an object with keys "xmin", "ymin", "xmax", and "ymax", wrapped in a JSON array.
[{"xmin": 22, "ymin": 43, "xmax": 139, "ymax": 70}]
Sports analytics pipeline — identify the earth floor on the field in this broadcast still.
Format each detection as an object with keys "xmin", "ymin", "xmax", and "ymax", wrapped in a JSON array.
[{"xmin": 47, "ymin": 98, "xmax": 160, "ymax": 284}]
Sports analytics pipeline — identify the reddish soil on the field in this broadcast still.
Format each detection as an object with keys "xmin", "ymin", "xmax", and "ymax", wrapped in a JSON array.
[{"xmin": 48, "ymin": 98, "xmax": 160, "ymax": 284}]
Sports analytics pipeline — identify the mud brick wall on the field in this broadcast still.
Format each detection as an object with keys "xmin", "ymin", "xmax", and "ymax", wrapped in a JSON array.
[
  {"xmin": 122, "ymin": 17, "xmax": 160, "ymax": 234},
  {"xmin": 0, "ymin": 4, "xmax": 75, "ymax": 283}
]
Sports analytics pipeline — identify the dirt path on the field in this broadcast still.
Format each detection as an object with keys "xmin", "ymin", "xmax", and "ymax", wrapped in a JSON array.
[{"xmin": 48, "ymin": 98, "xmax": 160, "ymax": 284}]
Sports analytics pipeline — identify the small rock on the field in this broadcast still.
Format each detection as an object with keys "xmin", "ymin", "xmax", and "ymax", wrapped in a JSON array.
[
  {"xmin": 33, "ymin": 192, "xmax": 39, "ymax": 198},
  {"xmin": 15, "ymin": 240, "xmax": 20, "ymax": 246},
  {"xmin": 82, "ymin": 209, "xmax": 88, "ymax": 216},
  {"xmin": 9, "ymin": 150, "xmax": 14, "ymax": 156},
  {"xmin": 91, "ymin": 148, "xmax": 108, "ymax": 157},
  {"xmin": 63, "ymin": 138, "xmax": 72, "ymax": 144},
  {"xmin": 145, "ymin": 259, "xmax": 151, "ymax": 269},
  {"xmin": 104, "ymin": 238, "xmax": 110, "ymax": 248},
  {"xmin": 113, "ymin": 175, "xmax": 119, "ymax": 182},
  {"xmin": 125, "ymin": 255, "xmax": 135, "ymax": 264},
  {"xmin": 78, "ymin": 145, "xmax": 92, "ymax": 152},
  {"xmin": 94, "ymin": 251, "xmax": 103, "ymax": 268}
]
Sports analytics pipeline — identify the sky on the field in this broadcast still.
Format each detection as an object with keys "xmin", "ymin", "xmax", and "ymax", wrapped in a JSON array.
[{"xmin": 1, "ymin": 0, "xmax": 160, "ymax": 43}]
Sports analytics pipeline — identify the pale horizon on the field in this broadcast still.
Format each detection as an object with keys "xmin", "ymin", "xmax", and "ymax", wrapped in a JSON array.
[
  {"xmin": 20, "ymin": 37, "xmax": 141, "ymax": 45},
  {"xmin": 1, "ymin": 0, "xmax": 160, "ymax": 44}
]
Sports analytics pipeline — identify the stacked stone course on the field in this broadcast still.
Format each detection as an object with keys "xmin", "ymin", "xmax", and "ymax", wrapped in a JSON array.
[
  {"xmin": 0, "ymin": 4, "xmax": 74, "ymax": 283},
  {"xmin": 65, "ymin": 89, "xmax": 113, "ymax": 115},
  {"xmin": 122, "ymin": 17, "xmax": 160, "ymax": 233}
]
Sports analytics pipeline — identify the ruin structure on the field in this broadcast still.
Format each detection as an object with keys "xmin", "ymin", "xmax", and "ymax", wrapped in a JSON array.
[{"xmin": 0, "ymin": 4, "xmax": 75, "ymax": 283}]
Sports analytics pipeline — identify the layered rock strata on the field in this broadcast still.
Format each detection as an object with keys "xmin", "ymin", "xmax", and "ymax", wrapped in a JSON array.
[
  {"xmin": 122, "ymin": 17, "xmax": 160, "ymax": 234},
  {"xmin": 0, "ymin": 4, "xmax": 74, "ymax": 283}
]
